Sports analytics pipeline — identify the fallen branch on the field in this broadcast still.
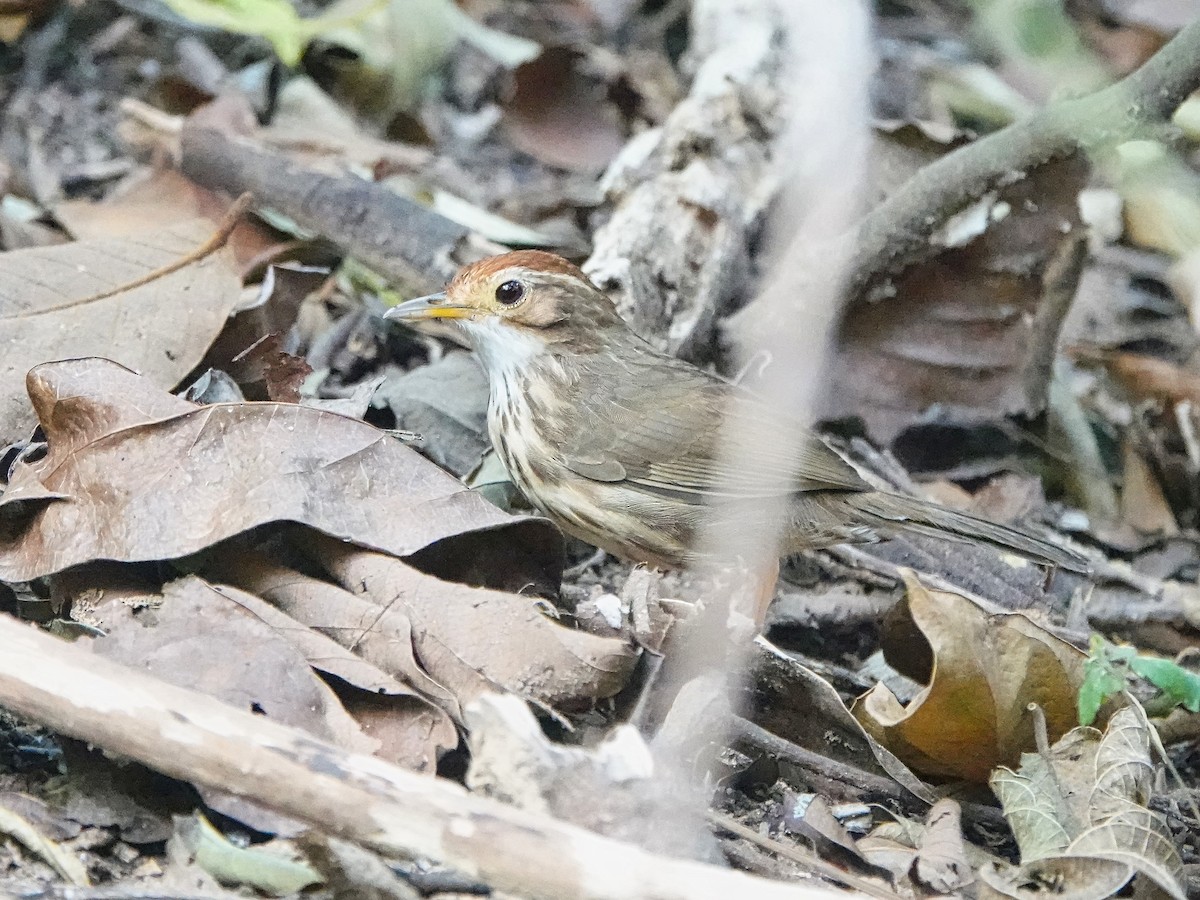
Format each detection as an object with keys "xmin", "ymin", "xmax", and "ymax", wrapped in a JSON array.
[
  {"xmin": 0, "ymin": 615, "xmax": 853, "ymax": 900},
  {"xmin": 730, "ymin": 717, "xmax": 1009, "ymax": 832},
  {"xmin": 179, "ymin": 125, "xmax": 501, "ymax": 294},
  {"xmin": 843, "ymin": 16, "xmax": 1200, "ymax": 292}
]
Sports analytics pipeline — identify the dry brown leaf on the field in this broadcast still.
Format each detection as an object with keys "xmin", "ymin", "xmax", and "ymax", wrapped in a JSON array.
[
  {"xmin": 208, "ymin": 579, "xmax": 411, "ymax": 697},
  {"xmin": 1119, "ymin": 440, "xmax": 1179, "ymax": 536},
  {"xmin": 856, "ymin": 829, "xmax": 919, "ymax": 886},
  {"xmin": 753, "ymin": 638, "xmax": 935, "ymax": 803},
  {"xmin": 53, "ymin": 166, "xmax": 282, "ymax": 270},
  {"xmin": 0, "ymin": 219, "xmax": 242, "ymax": 447},
  {"xmin": 827, "ymin": 157, "xmax": 1088, "ymax": 447},
  {"xmin": 0, "ymin": 358, "xmax": 560, "ymax": 585},
  {"xmin": 86, "ymin": 576, "xmax": 377, "ymax": 754},
  {"xmin": 852, "ymin": 570, "xmax": 1086, "ymax": 782},
  {"xmin": 206, "ymin": 549, "xmax": 462, "ymax": 715},
  {"xmin": 913, "ymin": 799, "xmax": 973, "ymax": 894},
  {"xmin": 501, "ymin": 47, "xmax": 626, "ymax": 172},
  {"xmin": 209, "ymin": 538, "xmax": 633, "ymax": 717},
  {"xmin": 228, "ymin": 333, "xmax": 314, "ymax": 402},
  {"xmin": 308, "ymin": 534, "xmax": 637, "ymax": 711},
  {"xmin": 85, "ymin": 575, "xmax": 384, "ymax": 832},
  {"xmin": 1076, "ymin": 346, "xmax": 1200, "ymax": 407},
  {"xmin": 207, "ymin": 263, "xmax": 331, "ymax": 374},
  {"xmin": 45, "ymin": 746, "xmax": 179, "ymax": 846},
  {"xmin": 207, "ymin": 581, "xmax": 457, "ymax": 771},
  {"xmin": 989, "ymin": 707, "xmax": 1186, "ymax": 900}
]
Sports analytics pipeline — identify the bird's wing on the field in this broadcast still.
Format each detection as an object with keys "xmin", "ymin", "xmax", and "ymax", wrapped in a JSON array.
[{"xmin": 560, "ymin": 354, "xmax": 868, "ymax": 502}]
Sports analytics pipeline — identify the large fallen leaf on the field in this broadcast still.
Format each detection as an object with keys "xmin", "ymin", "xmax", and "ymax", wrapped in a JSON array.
[
  {"xmin": 988, "ymin": 706, "xmax": 1186, "ymax": 900},
  {"xmin": 305, "ymin": 534, "xmax": 637, "ymax": 711},
  {"xmin": 826, "ymin": 157, "xmax": 1088, "ymax": 451},
  {"xmin": 852, "ymin": 570, "xmax": 1086, "ymax": 782},
  {"xmin": 86, "ymin": 575, "xmax": 381, "ymax": 832},
  {"xmin": 0, "ymin": 219, "xmax": 241, "ymax": 447},
  {"xmin": 207, "ymin": 581, "xmax": 457, "ymax": 770},
  {"xmin": 208, "ymin": 539, "xmax": 635, "ymax": 715},
  {"xmin": 87, "ymin": 576, "xmax": 377, "ymax": 755},
  {"xmin": 54, "ymin": 167, "xmax": 284, "ymax": 271},
  {"xmin": 0, "ymin": 358, "xmax": 560, "ymax": 584},
  {"xmin": 501, "ymin": 47, "xmax": 626, "ymax": 172},
  {"xmin": 205, "ymin": 549, "xmax": 462, "ymax": 715}
]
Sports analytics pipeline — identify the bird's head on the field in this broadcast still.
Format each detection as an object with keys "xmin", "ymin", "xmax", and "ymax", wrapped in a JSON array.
[{"xmin": 384, "ymin": 251, "xmax": 625, "ymax": 374}]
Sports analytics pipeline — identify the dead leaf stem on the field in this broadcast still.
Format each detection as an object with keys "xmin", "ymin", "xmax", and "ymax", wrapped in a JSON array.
[{"xmin": 11, "ymin": 193, "xmax": 252, "ymax": 318}]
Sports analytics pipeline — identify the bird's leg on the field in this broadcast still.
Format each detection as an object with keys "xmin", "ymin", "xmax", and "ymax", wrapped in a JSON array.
[
  {"xmin": 563, "ymin": 547, "xmax": 608, "ymax": 578},
  {"xmin": 743, "ymin": 557, "xmax": 781, "ymax": 629}
]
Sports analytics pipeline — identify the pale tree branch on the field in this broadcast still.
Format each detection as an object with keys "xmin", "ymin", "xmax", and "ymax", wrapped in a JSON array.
[
  {"xmin": 0, "ymin": 616, "xmax": 856, "ymax": 900},
  {"xmin": 845, "ymin": 16, "xmax": 1200, "ymax": 292}
]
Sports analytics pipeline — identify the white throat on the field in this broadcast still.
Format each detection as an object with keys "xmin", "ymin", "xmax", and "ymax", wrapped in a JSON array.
[{"xmin": 461, "ymin": 317, "xmax": 547, "ymax": 387}]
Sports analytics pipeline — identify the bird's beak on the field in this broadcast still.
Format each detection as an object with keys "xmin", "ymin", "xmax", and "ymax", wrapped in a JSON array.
[{"xmin": 384, "ymin": 292, "xmax": 473, "ymax": 321}]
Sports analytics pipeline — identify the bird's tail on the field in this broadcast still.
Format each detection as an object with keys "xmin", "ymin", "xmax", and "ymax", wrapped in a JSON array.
[{"xmin": 841, "ymin": 491, "xmax": 1090, "ymax": 573}]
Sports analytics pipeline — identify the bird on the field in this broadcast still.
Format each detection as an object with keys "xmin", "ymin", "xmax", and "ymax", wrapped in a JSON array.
[{"xmin": 385, "ymin": 250, "xmax": 1087, "ymax": 574}]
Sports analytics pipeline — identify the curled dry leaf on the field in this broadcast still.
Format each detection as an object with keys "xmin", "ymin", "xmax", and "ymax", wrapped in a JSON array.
[
  {"xmin": 0, "ymin": 358, "xmax": 560, "ymax": 585},
  {"xmin": 207, "ymin": 548, "xmax": 465, "ymax": 717},
  {"xmin": 0, "ymin": 218, "xmax": 242, "ymax": 447},
  {"xmin": 208, "ymin": 577, "xmax": 412, "ymax": 697},
  {"xmin": 852, "ymin": 570, "xmax": 1085, "ymax": 782},
  {"xmin": 913, "ymin": 799, "xmax": 972, "ymax": 894},
  {"xmin": 989, "ymin": 706, "xmax": 1186, "ymax": 900},
  {"xmin": 207, "ymin": 581, "xmax": 458, "ymax": 770},
  {"xmin": 752, "ymin": 637, "xmax": 935, "ymax": 804}
]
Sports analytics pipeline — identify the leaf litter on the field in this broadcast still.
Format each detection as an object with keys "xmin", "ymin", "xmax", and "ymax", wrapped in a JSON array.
[
  {"xmin": 0, "ymin": 212, "xmax": 243, "ymax": 448},
  {"xmin": 1, "ymin": 1, "xmax": 1200, "ymax": 897}
]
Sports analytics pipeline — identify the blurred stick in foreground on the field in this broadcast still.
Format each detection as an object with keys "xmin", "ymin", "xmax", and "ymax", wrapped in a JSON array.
[{"xmin": 640, "ymin": 0, "xmax": 876, "ymax": 852}]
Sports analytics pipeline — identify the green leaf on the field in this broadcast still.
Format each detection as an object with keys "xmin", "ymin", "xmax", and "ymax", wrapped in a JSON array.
[
  {"xmin": 1078, "ymin": 658, "xmax": 1123, "ymax": 726},
  {"xmin": 1076, "ymin": 636, "xmax": 1132, "ymax": 725},
  {"xmin": 161, "ymin": 0, "xmax": 386, "ymax": 66},
  {"xmin": 318, "ymin": 0, "xmax": 539, "ymax": 119},
  {"xmin": 1129, "ymin": 656, "xmax": 1200, "ymax": 713},
  {"xmin": 175, "ymin": 814, "xmax": 322, "ymax": 896}
]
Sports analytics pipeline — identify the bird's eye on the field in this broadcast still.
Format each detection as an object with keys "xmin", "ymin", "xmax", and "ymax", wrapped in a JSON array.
[{"xmin": 494, "ymin": 280, "xmax": 526, "ymax": 306}]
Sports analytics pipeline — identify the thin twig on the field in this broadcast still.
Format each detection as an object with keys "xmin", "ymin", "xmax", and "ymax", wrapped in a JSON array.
[
  {"xmin": 707, "ymin": 811, "xmax": 900, "ymax": 900},
  {"xmin": 730, "ymin": 717, "xmax": 1010, "ymax": 832}
]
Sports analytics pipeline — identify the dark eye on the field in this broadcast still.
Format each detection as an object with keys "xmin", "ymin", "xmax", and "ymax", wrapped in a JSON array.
[{"xmin": 494, "ymin": 280, "xmax": 526, "ymax": 306}]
